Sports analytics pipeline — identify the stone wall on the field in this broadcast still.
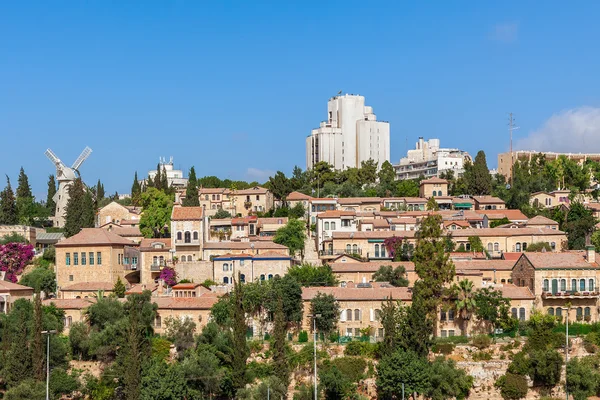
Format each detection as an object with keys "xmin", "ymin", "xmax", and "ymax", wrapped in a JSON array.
[{"xmin": 175, "ymin": 261, "xmax": 213, "ymax": 283}]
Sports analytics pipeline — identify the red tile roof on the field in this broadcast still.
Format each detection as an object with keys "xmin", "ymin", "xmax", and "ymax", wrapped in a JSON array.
[
  {"xmin": 498, "ymin": 284, "xmax": 535, "ymax": 300},
  {"xmin": 172, "ymin": 206, "xmax": 203, "ymax": 220},
  {"xmin": 287, "ymin": 191, "xmax": 312, "ymax": 201},
  {"xmin": 234, "ymin": 186, "xmax": 269, "ymax": 195},
  {"xmin": 526, "ymin": 215, "xmax": 559, "ymax": 226},
  {"xmin": 302, "ymin": 286, "xmax": 412, "ymax": 301},
  {"xmin": 337, "ymin": 197, "xmax": 381, "ymax": 205},
  {"xmin": 449, "ymin": 227, "xmax": 565, "ymax": 237},
  {"xmin": 126, "ymin": 284, "xmax": 158, "ymax": 294},
  {"xmin": 56, "ymin": 228, "xmax": 136, "ymax": 247},
  {"xmin": 453, "ymin": 260, "xmax": 516, "ymax": 271},
  {"xmin": 0, "ymin": 280, "xmax": 33, "ymax": 292},
  {"xmin": 61, "ymin": 281, "xmax": 115, "ymax": 291},
  {"xmin": 43, "ymin": 298, "xmax": 97, "ymax": 309},
  {"xmin": 420, "ymin": 177, "xmax": 448, "ymax": 185},
  {"xmin": 203, "ymin": 241, "xmax": 288, "ymax": 250},
  {"xmin": 139, "ymin": 238, "xmax": 171, "ymax": 251},
  {"xmin": 317, "ymin": 210, "xmax": 356, "ymax": 219},
  {"xmin": 475, "ymin": 209, "xmax": 528, "ymax": 221},
  {"xmin": 172, "ymin": 283, "xmax": 202, "ymax": 290},
  {"xmin": 472, "ymin": 196, "xmax": 506, "ymax": 204},
  {"xmin": 330, "ymin": 261, "xmax": 415, "ymax": 273},
  {"xmin": 502, "ymin": 252, "xmax": 522, "ymax": 261},
  {"xmin": 152, "ymin": 296, "xmax": 218, "ymax": 309},
  {"xmin": 522, "ymin": 251, "xmax": 599, "ymax": 269}
]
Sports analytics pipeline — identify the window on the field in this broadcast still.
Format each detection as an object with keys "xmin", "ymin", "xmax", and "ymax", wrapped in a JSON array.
[
  {"xmin": 240, "ymin": 259, "xmax": 245, "ymax": 266},
  {"xmin": 375, "ymin": 244, "xmax": 380, "ymax": 258},
  {"xmin": 260, "ymin": 274, "xmax": 265, "ymax": 281},
  {"xmin": 331, "ymin": 222, "xmax": 336, "ymax": 230},
  {"xmin": 487, "ymin": 243, "xmax": 493, "ymax": 252},
  {"xmin": 440, "ymin": 311, "xmax": 447, "ymax": 321},
  {"xmin": 177, "ymin": 232, "xmax": 182, "ymax": 241},
  {"xmin": 381, "ymin": 246, "xmax": 386, "ymax": 257},
  {"xmin": 448, "ymin": 309, "xmax": 455, "ymax": 321},
  {"xmin": 590, "ymin": 279, "xmax": 594, "ymax": 291},
  {"xmin": 511, "ymin": 308, "xmax": 517, "ymax": 319},
  {"xmin": 342, "ymin": 220, "xmax": 351, "ymax": 227},
  {"xmin": 548, "ymin": 307, "xmax": 554, "ymax": 316},
  {"xmin": 346, "ymin": 328, "xmax": 353, "ymax": 337},
  {"xmin": 522, "ymin": 242, "xmax": 527, "ymax": 251},
  {"xmin": 205, "ymin": 195, "xmax": 209, "ymax": 200},
  {"xmin": 268, "ymin": 274, "xmax": 273, "ymax": 280},
  {"xmin": 515, "ymin": 243, "xmax": 521, "ymax": 252},
  {"xmin": 346, "ymin": 244, "xmax": 351, "ymax": 253},
  {"xmin": 346, "ymin": 309, "xmax": 353, "ymax": 321},
  {"xmin": 74, "ymin": 253, "xmax": 79, "ymax": 265},
  {"xmin": 519, "ymin": 308, "xmax": 526, "ymax": 321},
  {"xmin": 448, "ymin": 330, "xmax": 455, "ymax": 337},
  {"xmin": 354, "ymin": 309, "xmax": 360, "ymax": 321},
  {"xmin": 352, "ymin": 244, "xmax": 358, "ymax": 253},
  {"xmin": 89, "ymin": 252, "xmax": 94, "ymax": 265},
  {"xmin": 81, "ymin": 252, "xmax": 87, "ymax": 265},
  {"xmin": 240, "ymin": 274, "xmax": 246, "ymax": 283},
  {"xmin": 577, "ymin": 307, "xmax": 583, "ymax": 319},
  {"xmin": 212, "ymin": 194, "xmax": 216, "ymax": 201},
  {"xmin": 153, "ymin": 256, "xmax": 158, "ymax": 265},
  {"xmin": 354, "ymin": 328, "xmax": 361, "ymax": 337},
  {"xmin": 585, "ymin": 307, "xmax": 591, "ymax": 318},
  {"xmin": 494, "ymin": 243, "xmax": 499, "ymax": 252},
  {"xmin": 184, "ymin": 231, "xmax": 191, "ymax": 243},
  {"xmin": 580, "ymin": 279, "xmax": 586, "ymax": 292},
  {"xmin": 132, "ymin": 256, "xmax": 138, "ymax": 265},
  {"xmin": 324, "ymin": 222, "xmax": 330, "ymax": 230},
  {"xmin": 97, "ymin": 252, "xmax": 102, "ymax": 265},
  {"xmin": 223, "ymin": 263, "xmax": 229, "ymax": 272},
  {"xmin": 66, "ymin": 253, "xmax": 71, "ymax": 266},
  {"xmin": 543, "ymin": 279, "xmax": 549, "ymax": 292},
  {"xmin": 556, "ymin": 307, "xmax": 562, "ymax": 317},
  {"xmin": 441, "ymin": 330, "xmax": 447, "ymax": 338},
  {"xmin": 69, "ymin": 275, "xmax": 73, "ymax": 282},
  {"xmin": 551, "ymin": 242, "xmax": 556, "ymax": 250},
  {"xmin": 572, "ymin": 279, "xmax": 577, "ymax": 292},
  {"xmin": 223, "ymin": 277, "xmax": 229, "ymax": 284},
  {"xmin": 561, "ymin": 279, "xmax": 566, "ymax": 292},
  {"xmin": 155, "ymin": 315, "xmax": 162, "ymax": 328},
  {"xmin": 378, "ymin": 328, "xmax": 384, "ymax": 338},
  {"xmin": 193, "ymin": 231, "xmax": 198, "ymax": 241}
]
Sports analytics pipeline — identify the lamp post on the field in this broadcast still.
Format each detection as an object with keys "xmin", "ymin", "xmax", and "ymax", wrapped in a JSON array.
[
  {"xmin": 309, "ymin": 313, "xmax": 322, "ymax": 400},
  {"xmin": 561, "ymin": 307, "xmax": 569, "ymax": 400},
  {"xmin": 42, "ymin": 330, "xmax": 57, "ymax": 400}
]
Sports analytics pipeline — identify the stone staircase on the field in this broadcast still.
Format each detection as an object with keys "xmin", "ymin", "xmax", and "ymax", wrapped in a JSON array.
[{"xmin": 303, "ymin": 236, "xmax": 320, "ymax": 265}]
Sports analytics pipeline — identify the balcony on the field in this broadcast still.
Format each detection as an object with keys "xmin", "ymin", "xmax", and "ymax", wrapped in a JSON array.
[
  {"xmin": 124, "ymin": 263, "xmax": 138, "ymax": 271},
  {"xmin": 319, "ymin": 249, "xmax": 362, "ymax": 257},
  {"xmin": 151, "ymin": 262, "xmax": 167, "ymax": 272},
  {"xmin": 174, "ymin": 239, "xmax": 200, "ymax": 246},
  {"xmin": 366, "ymin": 252, "xmax": 392, "ymax": 260},
  {"xmin": 541, "ymin": 288, "xmax": 600, "ymax": 299}
]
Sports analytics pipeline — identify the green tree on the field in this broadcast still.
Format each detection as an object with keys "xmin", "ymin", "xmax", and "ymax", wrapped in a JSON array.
[
  {"xmin": 273, "ymin": 218, "xmax": 306, "ymax": 257},
  {"xmin": 4, "ymin": 379, "xmax": 46, "ymax": 400},
  {"xmin": 474, "ymin": 288, "xmax": 512, "ymax": 334},
  {"xmin": 16, "ymin": 167, "xmax": 32, "ymax": 199},
  {"xmin": 468, "ymin": 236, "xmax": 484, "ymax": 252},
  {"xmin": 140, "ymin": 360, "xmax": 190, "ymax": 400},
  {"xmin": 372, "ymin": 265, "xmax": 409, "ymax": 287},
  {"xmin": 19, "ymin": 266, "xmax": 57, "ymax": 297},
  {"xmin": 271, "ymin": 296, "xmax": 290, "ymax": 393},
  {"xmin": 213, "ymin": 208, "xmax": 232, "ymax": 219},
  {"xmin": 378, "ymin": 160, "xmax": 396, "ymax": 189},
  {"xmin": 64, "ymin": 178, "xmax": 94, "ymax": 237},
  {"xmin": 287, "ymin": 263, "xmax": 337, "ymax": 286},
  {"xmin": 153, "ymin": 163, "xmax": 162, "ymax": 190},
  {"xmin": 0, "ymin": 176, "xmax": 18, "ymax": 224},
  {"xmin": 131, "ymin": 172, "xmax": 142, "ymax": 206},
  {"xmin": 376, "ymin": 349, "xmax": 430, "ymax": 399},
  {"xmin": 425, "ymin": 357, "xmax": 473, "ymax": 400},
  {"xmin": 464, "ymin": 150, "xmax": 492, "ymax": 195},
  {"xmin": 69, "ymin": 322, "xmax": 91, "ymax": 360},
  {"xmin": 231, "ymin": 275, "xmax": 249, "ymax": 391},
  {"xmin": 269, "ymin": 171, "xmax": 292, "ymax": 202},
  {"xmin": 309, "ymin": 293, "xmax": 340, "ymax": 335},
  {"xmin": 395, "ymin": 179, "xmax": 419, "ymax": 197},
  {"xmin": 451, "ymin": 280, "xmax": 477, "ymax": 336},
  {"xmin": 319, "ymin": 365, "xmax": 353, "ymax": 400},
  {"xmin": 269, "ymin": 274, "xmax": 304, "ymax": 325},
  {"xmin": 525, "ymin": 242, "xmax": 553, "ymax": 252},
  {"xmin": 182, "ymin": 166, "xmax": 200, "ymax": 206},
  {"xmin": 32, "ymin": 294, "xmax": 44, "ymax": 381},
  {"xmin": 113, "ymin": 277, "xmax": 126, "ymax": 298},
  {"xmin": 139, "ymin": 187, "xmax": 173, "ymax": 238},
  {"xmin": 564, "ymin": 201, "xmax": 597, "ymax": 249},
  {"xmin": 50, "ymin": 368, "xmax": 80, "ymax": 399},
  {"xmin": 96, "ymin": 179, "xmax": 105, "ymax": 201},
  {"xmin": 359, "ymin": 159, "xmax": 378, "ymax": 185},
  {"xmin": 495, "ymin": 373, "xmax": 528, "ymax": 400},
  {"xmin": 426, "ymin": 196, "xmax": 439, "ymax": 211},
  {"xmin": 165, "ymin": 316, "xmax": 196, "ymax": 353},
  {"xmin": 16, "ymin": 167, "xmax": 36, "ymax": 224},
  {"xmin": 566, "ymin": 356, "xmax": 600, "ymax": 400},
  {"xmin": 490, "ymin": 217, "xmax": 511, "ymax": 228},
  {"xmin": 46, "ymin": 175, "xmax": 57, "ymax": 216}
]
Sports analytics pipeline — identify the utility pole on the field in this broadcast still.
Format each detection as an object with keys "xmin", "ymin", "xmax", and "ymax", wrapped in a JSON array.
[
  {"xmin": 508, "ymin": 113, "xmax": 520, "ymax": 185},
  {"xmin": 42, "ymin": 330, "xmax": 57, "ymax": 400}
]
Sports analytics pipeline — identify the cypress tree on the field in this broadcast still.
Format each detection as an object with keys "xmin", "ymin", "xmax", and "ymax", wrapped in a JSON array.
[
  {"xmin": 160, "ymin": 166, "xmax": 169, "ymax": 192},
  {"xmin": 272, "ymin": 293, "xmax": 290, "ymax": 393},
  {"xmin": 16, "ymin": 167, "xmax": 32, "ymax": 199},
  {"xmin": 131, "ymin": 172, "xmax": 142, "ymax": 205},
  {"xmin": 82, "ymin": 190, "xmax": 96, "ymax": 228},
  {"xmin": 96, "ymin": 179, "xmax": 105, "ymax": 200},
  {"xmin": 64, "ymin": 178, "xmax": 94, "ymax": 237},
  {"xmin": 465, "ymin": 150, "xmax": 492, "ymax": 195},
  {"xmin": 46, "ymin": 175, "xmax": 57, "ymax": 216},
  {"xmin": 153, "ymin": 163, "xmax": 162, "ymax": 190},
  {"xmin": 0, "ymin": 176, "xmax": 18, "ymax": 224},
  {"xmin": 231, "ymin": 274, "xmax": 249, "ymax": 391},
  {"xmin": 182, "ymin": 166, "xmax": 199, "ymax": 206},
  {"xmin": 32, "ymin": 293, "xmax": 44, "ymax": 381}
]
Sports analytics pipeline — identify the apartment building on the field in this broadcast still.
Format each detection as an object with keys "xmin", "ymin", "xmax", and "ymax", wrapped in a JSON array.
[
  {"xmin": 97, "ymin": 201, "xmax": 141, "ymax": 227},
  {"xmin": 171, "ymin": 206, "xmax": 204, "ymax": 263},
  {"xmin": 394, "ymin": 137, "xmax": 471, "ymax": 180},
  {"xmin": 212, "ymin": 251, "xmax": 292, "ymax": 285},
  {"xmin": 139, "ymin": 238, "xmax": 172, "ymax": 287}
]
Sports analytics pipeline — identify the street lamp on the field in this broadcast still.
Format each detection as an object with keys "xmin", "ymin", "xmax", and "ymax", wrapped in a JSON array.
[
  {"xmin": 308, "ymin": 313, "xmax": 322, "ymax": 400},
  {"xmin": 561, "ymin": 307, "xmax": 570, "ymax": 400},
  {"xmin": 42, "ymin": 330, "xmax": 57, "ymax": 400}
]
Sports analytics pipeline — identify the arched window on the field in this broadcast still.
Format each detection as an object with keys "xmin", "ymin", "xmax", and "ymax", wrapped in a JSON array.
[
  {"xmin": 184, "ymin": 231, "xmax": 191, "ymax": 243},
  {"xmin": 223, "ymin": 277, "xmax": 229, "ymax": 284},
  {"xmin": 511, "ymin": 308, "xmax": 517, "ymax": 319},
  {"xmin": 522, "ymin": 242, "xmax": 528, "ymax": 251},
  {"xmin": 275, "ymin": 274, "xmax": 280, "ymax": 279},
  {"xmin": 551, "ymin": 242, "xmax": 556, "ymax": 250},
  {"xmin": 577, "ymin": 307, "xmax": 583, "ymax": 320},
  {"xmin": 153, "ymin": 256, "xmax": 158, "ymax": 264},
  {"xmin": 187, "ymin": 255, "xmax": 192, "ymax": 262},
  {"xmin": 572, "ymin": 279, "xmax": 577, "ymax": 292},
  {"xmin": 515, "ymin": 243, "xmax": 521, "ymax": 252},
  {"xmin": 331, "ymin": 222, "xmax": 336, "ymax": 230},
  {"xmin": 177, "ymin": 232, "xmax": 182, "ymax": 241},
  {"xmin": 556, "ymin": 307, "xmax": 562, "ymax": 317},
  {"xmin": 223, "ymin": 263, "xmax": 229, "ymax": 272},
  {"xmin": 212, "ymin": 204, "xmax": 216, "ymax": 209},
  {"xmin": 324, "ymin": 222, "xmax": 330, "ymax": 230},
  {"xmin": 548, "ymin": 308, "xmax": 554, "ymax": 316},
  {"xmin": 448, "ymin": 309, "xmax": 455, "ymax": 321},
  {"xmin": 193, "ymin": 231, "xmax": 198, "ymax": 240},
  {"xmin": 381, "ymin": 246, "xmax": 386, "ymax": 257},
  {"xmin": 159, "ymin": 256, "xmax": 164, "ymax": 264},
  {"xmin": 487, "ymin": 243, "xmax": 493, "ymax": 252},
  {"xmin": 501, "ymin": 279, "xmax": 506, "ymax": 283},
  {"xmin": 440, "ymin": 311, "xmax": 447, "ymax": 321},
  {"xmin": 589, "ymin": 279, "xmax": 595, "ymax": 291},
  {"xmin": 260, "ymin": 274, "xmax": 265, "ymax": 281},
  {"xmin": 268, "ymin": 274, "xmax": 273, "ymax": 280},
  {"xmin": 346, "ymin": 309, "xmax": 352, "ymax": 321},
  {"xmin": 561, "ymin": 279, "xmax": 566, "ymax": 292},
  {"xmin": 543, "ymin": 279, "xmax": 549, "ymax": 292},
  {"xmin": 212, "ymin": 194, "xmax": 216, "ymax": 200},
  {"xmin": 580, "ymin": 279, "xmax": 586, "ymax": 292},
  {"xmin": 205, "ymin": 195, "xmax": 209, "ymax": 200},
  {"xmin": 240, "ymin": 274, "xmax": 246, "ymax": 283},
  {"xmin": 352, "ymin": 244, "xmax": 358, "ymax": 253},
  {"xmin": 155, "ymin": 315, "xmax": 162, "ymax": 328},
  {"xmin": 519, "ymin": 308, "xmax": 526, "ymax": 321},
  {"xmin": 354, "ymin": 309, "xmax": 360, "ymax": 321},
  {"xmin": 585, "ymin": 307, "xmax": 591, "ymax": 318},
  {"xmin": 375, "ymin": 244, "xmax": 380, "ymax": 258},
  {"xmin": 346, "ymin": 244, "xmax": 352, "ymax": 253}
]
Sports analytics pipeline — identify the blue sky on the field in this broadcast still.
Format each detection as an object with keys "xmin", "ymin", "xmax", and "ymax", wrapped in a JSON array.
[{"xmin": 2, "ymin": 1, "xmax": 600, "ymax": 198}]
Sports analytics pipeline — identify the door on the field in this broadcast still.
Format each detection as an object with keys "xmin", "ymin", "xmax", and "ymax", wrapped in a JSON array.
[{"xmin": 551, "ymin": 279, "xmax": 558, "ymax": 295}]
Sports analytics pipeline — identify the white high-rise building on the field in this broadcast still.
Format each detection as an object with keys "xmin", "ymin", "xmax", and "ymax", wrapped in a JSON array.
[{"xmin": 306, "ymin": 94, "xmax": 390, "ymax": 170}]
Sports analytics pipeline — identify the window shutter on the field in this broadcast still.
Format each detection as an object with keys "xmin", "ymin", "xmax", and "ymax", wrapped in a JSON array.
[
  {"xmin": 370, "ymin": 309, "xmax": 374, "ymax": 322},
  {"xmin": 340, "ymin": 310, "xmax": 346, "ymax": 322}
]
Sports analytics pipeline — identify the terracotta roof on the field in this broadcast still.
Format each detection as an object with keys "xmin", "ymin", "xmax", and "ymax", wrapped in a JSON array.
[
  {"xmin": 152, "ymin": 296, "xmax": 218, "ymax": 309},
  {"xmin": 257, "ymin": 217, "xmax": 288, "ymax": 227},
  {"xmin": 522, "ymin": 251, "xmax": 599, "ymax": 269},
  {"xmin": 420, "ymin": 177, "xmax": 448, "ymax": 185},
  {"xmin": 310, "ymin": 198, "xmax": 338, "ymax": 203},
  {"xmin": 526, "ymin": 215, "xmax": 559, "ymax": 226},
  {"xmin": 0, "ymin": 280, "xmax": 34, "ymax": 292},
  {"xmin": 586, "ymin": 203, "xmax": 600, "ymax": 211},
  {"xmin": 124, "ymin": 206, "xmax": 143, "ymax": 215},
  {"xmin": 139, "ymin": 238, "xmax": 171, "ymax": 251},
  {"xmin": 302, "ymin": 286, "xmax": 412, "ymax": 301},
  {"xmin": 472, "ymin": 196, "xmax": 506, "ymax": 204},
  {"xmin": 109, "ymin": 226, "xmax": 142, "ymax": 237},
  {"xmin": 502, "ymin": 252, "xmax": 522, "ymax": 261},
  {"xmin": 120, "ymin": 219, "xmax": 140, "ymax": 226},
  {"xmin": 453, "ymin": 260, "xmax": 516, "ymax": 271},
  {"xmin": 234, "ymin": 186, "xmax": 269, "ymax": 195},
  {"xmin": 475, "ymin": 210, "xmax": 528, "ymax": 221},
  {"xmin": 444, "ymin": 220, "xmax": 470, "ymax": 228},
  {"xmin": 287, "ymin": 191, "xmax": 312, "ymax": 201},
  {"xmin": 126, "ymin": 284, "xmax": 158, "ymax": 294},
  {"xmin": 333, "ymin": 231, "xmax": 418, "ymax": 239},
  {"xmin": 172, "ymin": 283, "xmax": 202, "ymax": 290},
  {"xmin": 61, "ymin": 281, "xmax": 115, "ymax": 291},
  {"xmin": 330, "ymin": 261, "xmax": 415, "ymax": 273},
  {"xmin": 449, "ymin": 227, "xmax": 565, "ymax": 237},
  {"xmin": 402, "ymin": 197, "xmax": 428, "ymax": 203},
  {"xmin": 360, "ymin": 219, "xmax": 390, "ymax": 229},
  {"xmin": 203, "ymin": 241, "xmax": 288, "ymax": 250},
  {"xmin": 172, "ymin": 206, "xmax": 203, "ymax": 220},
  {"xmin": 317, "ymin": 211, "xmax": 356, "ymax": 219},
  {"xmin": 390, "ymin": 217, "xmax": 418, "ymax": 225},
  {"xmin": 56, "ymin": 228, "xmax": 136, "ymax": 247},
  {"xmin": 452, "ymin": 197, "xmax": 474, "ymax": 204},
  {"xmin": 337, "ymin": 197, "xmax": 381, "ymax": 205},
  {"xmin": 498, "ymin": 284, "xmax": 535, "ymax": 300},
  {"xmin": 43, "ymin": 298, "xmax": 96, "ymax": 309},
  {"xmin": 254, "ymin": 250, "xmax": 291, "ymax": 258},
  {"xmin": 214, "ymin": 253, "xmax": 254, "ymax": 259},
  {"xmin": 448, "ymin": 251, "xmax": 488, "ymax": 260},
  {"xmin": 199, "ymin": 188, "xmax": 230, "ymax": 195}
]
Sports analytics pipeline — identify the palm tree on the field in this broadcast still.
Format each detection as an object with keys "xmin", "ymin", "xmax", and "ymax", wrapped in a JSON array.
[{"xmin": 452, "ymin": 279, "xmax": 477, "ymax": 336}]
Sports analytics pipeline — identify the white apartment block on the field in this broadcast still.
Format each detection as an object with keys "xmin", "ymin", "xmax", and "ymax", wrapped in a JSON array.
[
  {"xmin": 306, "ymin": 94, "xmax": 390, "ymax": 170},
  {"xmin": 147, "ymin": 157, "xmax": 188, "ymax": 189},
  {"xmin": 394, "ymin": 137, "xmax": 471, "ymax": 180}
]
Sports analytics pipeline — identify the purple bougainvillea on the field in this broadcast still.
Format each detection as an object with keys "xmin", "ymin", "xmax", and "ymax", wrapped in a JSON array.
[
  {"xmin": 159, "ymin": 266, "xmax": 177, "ymax": 286},
  {"xmin": 0, "ymin": 242, "xmax": 35, "ymax": 283}
]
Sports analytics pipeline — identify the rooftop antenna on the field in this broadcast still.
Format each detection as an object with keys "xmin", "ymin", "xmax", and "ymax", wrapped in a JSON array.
[{"xmin": 508, "ymin": 113, "xmax": 520, "ymax": 186}]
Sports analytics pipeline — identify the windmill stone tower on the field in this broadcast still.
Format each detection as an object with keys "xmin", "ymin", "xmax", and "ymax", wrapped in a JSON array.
[{"xmin": 45, "ymin": 147, "xmax": 92, "ymax": 227}]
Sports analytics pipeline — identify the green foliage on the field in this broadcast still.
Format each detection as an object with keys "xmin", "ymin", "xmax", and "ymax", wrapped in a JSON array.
[
  {"xmin": 231, "ymin": 275, "xmax": 249, "ymax": 390},
  {"xmin": 113, "ymin": 276, "xmax": 126, "ymax": 298},
  {"xmin": 50, "ymin": 368, "xmax": 80, "ymax": 399},
  {"xmin": 490, "ymin": 217, "xmax": 511, "ymax": 228},
  {"xmin": 372, "ymin": 264, "xmax": 409, "ymax": 287},
  {"xmin": 452, "ymin": 279, "xmax": 477, "ymax": 334},
  {"xmin": 310, "ymin": 293, "xmax": 340, "ymax": 335},
  {"xmin": 474, "ymin": 287, "xmax": 512, "ymax": 333},
  {"xmin": 0, "ymin": 176, "xmax": 18, "ymax": 224},
  {"xmin": 213, "ymin": 208, "xmax": 232, "ymax": 219},
  {"xmin": 69, "ymin": 321, "xmax": 91, "ymax": 360},
  {"xmin": 468, "ymin": 236, "xmax": 484, "ymax": 252},
  {"xmin": 495, "ymin": 373, "xmax": 528, "ymax": 400},
  {"xmin": 426, "ymin": 196, "xmax": 440, "ymax": 211},
  {"xmin": 273, "ymin": 218, "xmax": 306, "ymax": 257},
  {"xmin": 139, "ymin": 187, "xmax": 173, "ymax": 238},
  {"xmin": 0, "ymin": 232, "xmax": 27, "ymax": 244},
  {"xmin": 344, "ymin": 341, "xmax": 378, "ymax": 357},
  {"xmin": 395, "ymin": 179, "xmax": 419, "ymax": 197},
  {"xmin": 525, "ymin": 242, "xmax": 553, "ymax": 252},
  {"xmin": 328, "ymin": 356, "xmax": 367, "ymax": 383},
  {"xmin": 4, "ymin": 379, "xmax": 46, "ymax": 400},
  {"xmin": 288, "ymin": 263, "xmax": 337, "ymax": 286},
  {"xmin": 293, "ymin": 384, "xmax": 315, "ymax": 400},
  {"xmin": 567, "ymin": 356, "xmax": 600, "ymax": 400},
  {"xmin": 432, "ymin": 342, "xmax": 455, "ymax": 355},
  {"xmin": 140, "ymin": 359, "xmax": 190, "ymax": 400},
  {"xmin": 425, "ymin": 357, "xmax": 473, "ymax": 400},
  {"xmin": 272, "ymin": 296, "xmax": 290, "ymax": 392},
  {"xmin": 165, "ymin": 316, "xmax": 196, "ymax": 353},
  {"xmin": 64, "ymin": 178, "xmax": 95, "ymax": 237},
  {"xmin": 47, "ymin": 174, "xmax": 57, "ymax": 216},
  {"xmin": 19, "ymin": 265, "xmax": 56, "ymax": 296},
  {"xmin": 472, "ymin": 351, "xmax": 492, "ymax": 361},
  {"xmin": 319, "ymin": 365, "xmax": 354, "ymax": 400},
  {"xmin": 564, "ymin": 201, "xmax": 597, "ymax": 249},
  {"xmin": 471, "ymin": 334, "xmax": 492, "ymax": 350},
  {"xmin": 182, "ymin": 166, "xmax": 200, "ymax": 207},
  {"xmin": 268, "ymin": 170, "xmax": 292, "ymax": 201},
  {"xmin": 528, "ymin": 349, "xmax": 563, "ymax": 388},
  {"xmin": 298, "ymin": 330, "xmax": 308, "ymax": 342},
  {"xmin": 376, "ymin": 349, "xmax": 430, "ymax": 398},
  {"xmin": 464, "ymin": 150, "xmax": 492, "ymax": 195}
]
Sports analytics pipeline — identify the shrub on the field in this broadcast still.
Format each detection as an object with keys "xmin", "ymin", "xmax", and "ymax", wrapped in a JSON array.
[
  {"xmin": 472, "ymin": 334, "xmax": 492, "ymax": 350},
  {"xmin": 248, "ymin": 340, "xmax": 264, "ymax": 353},
  {"xmin": 344, "ymin": 341, "xmax": 377, "ymax": 357},
  {"xmin": 584, "ymin": 332, "xmax": 600, "ymax": 353},
  {"xmin": 247, "ymin": 361, "xmax": 273, "ymax": 380},
  {"xmin": 329, "ymin": 357, "xmax": 367, "ymax": 383},
  {"xmin": 432, "ymin": 342, "xmax": 455, "ymax": 355},
  {"xmin": 472, "ymin": 351, "xmax": 492, "ymax": 361},
  {"xmin": 435, "ymin": 335, "xmax": 469, "ymax": 344},
  {"xmin": 495, "ymin": 373, "xmax": 528, "ymax": 400},
  {"xmin": 298, "ymin": 331, "xmax": 308, "ymax": 343}
]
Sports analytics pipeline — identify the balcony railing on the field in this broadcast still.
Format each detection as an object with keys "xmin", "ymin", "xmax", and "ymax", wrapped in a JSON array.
[
  {"xmin": 366, "ymin": 252, "xmax": 392, "ymax": 260},
  {"xmin": 541, "ymin": 288, "xmax": 600, "ymax": 299},
  {"xmin": 174, "ymin": 239, "xmax": 200, "ymax": 245},
  {"xmin": 151, "ymin": 262, "xmax": 167, "ymax": 272},
  {"xmin": 319, "ymin": 249, "xmax": 362, "ymax": 257},
  {"xmin": 124, "ymin": 263, "xmax": 138, "ymax": 271}
]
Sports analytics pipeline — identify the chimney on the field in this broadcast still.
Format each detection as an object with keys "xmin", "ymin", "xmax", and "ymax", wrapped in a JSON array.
[
  {"xmin": 587, "ymin": 246, "xmax": 596, "ymax": 264},
  {"xmin": 0, "ymin": 271, "xmax": 5, "ymax": 280},
  {"xmin": 157, "ymin": 279, "xmax": 165, "ymax": 295}
]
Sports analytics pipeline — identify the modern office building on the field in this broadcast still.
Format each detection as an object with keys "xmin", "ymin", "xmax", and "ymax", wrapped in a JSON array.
[
  {"xmin": 306, "ymin": 94, "xmax": 390, "ymax": 170},
  {"xmin": 394, "ymin": 137, "xmax": 471, "ymax": 180}
]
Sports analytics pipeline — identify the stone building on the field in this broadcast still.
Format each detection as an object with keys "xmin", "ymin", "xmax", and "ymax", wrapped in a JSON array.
[
  {"xmin": 212, "ymin": 251, "xmax": 292, "ymax": 285},
  {"xmin": 171, "ymin": 206, "xmax": 204, "ymax": 263},
  {"xmin": 96, "ymin": 201, "xmax": 141, "ymax": 227},
  {"xmin": 419, "ymin": 177, "xmax": 449, "ymax": 198}
]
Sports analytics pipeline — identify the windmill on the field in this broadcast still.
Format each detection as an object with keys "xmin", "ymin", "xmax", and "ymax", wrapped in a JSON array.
[{"xmin": 45, "ymin": 147, "xmax": 93, "ymax": 227}]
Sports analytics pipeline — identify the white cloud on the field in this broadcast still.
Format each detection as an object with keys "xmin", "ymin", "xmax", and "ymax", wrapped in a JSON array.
[
  {"xmin": 491, "ymin": 22, "xmax": 518, "ymax": 43},
  {"xmin": 245, "ymin": 167, "xmax": 275, "ymax": 183},
  {"xmin": 515, "ymin": 107, "xmax": 600, "ymax": 153}
]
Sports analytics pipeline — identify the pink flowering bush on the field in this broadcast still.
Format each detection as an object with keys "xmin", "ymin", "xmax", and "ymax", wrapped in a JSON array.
[
  {"xmin": 159, "ymin": 266, "xmax": 177, "ymax": 286},
  {"xmin": 0, "ymin": 242, "xmax": 35, "ymax": 283}
]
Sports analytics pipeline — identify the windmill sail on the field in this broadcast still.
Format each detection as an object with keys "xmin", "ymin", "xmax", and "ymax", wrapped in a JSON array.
[{"xmin": 72, "ymin": 146, "xmax": 92, "ymax": 170}]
